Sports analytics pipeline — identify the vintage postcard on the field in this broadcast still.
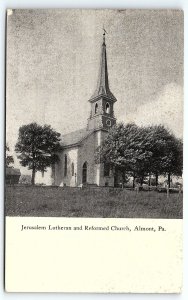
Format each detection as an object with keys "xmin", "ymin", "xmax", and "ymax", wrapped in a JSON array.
[{"xmin": 5, "ymin": 9, "xmax": 183, "ymax": 292}]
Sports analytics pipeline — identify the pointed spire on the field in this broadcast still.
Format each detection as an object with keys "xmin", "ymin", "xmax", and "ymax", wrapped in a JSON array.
[{"xmin": 89, "ymin": 31, "xmax": 117, "ymax": 102}]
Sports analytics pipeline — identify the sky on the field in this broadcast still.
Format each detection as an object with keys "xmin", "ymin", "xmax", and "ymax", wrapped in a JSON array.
[{"xmin": 6, "ymin": 9, "xmax": 183, "ymax": 173}]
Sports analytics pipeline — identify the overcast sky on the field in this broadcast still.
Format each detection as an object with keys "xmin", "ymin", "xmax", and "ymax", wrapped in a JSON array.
[{"xmin": 6, "ymin": 9, "xmax": 183, "ymax": 172}]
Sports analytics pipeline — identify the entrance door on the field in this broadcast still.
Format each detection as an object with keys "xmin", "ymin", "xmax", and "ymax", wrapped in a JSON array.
[{"xmin": 82, "ymin": 162, "xmax": 87, "ymax": 184}]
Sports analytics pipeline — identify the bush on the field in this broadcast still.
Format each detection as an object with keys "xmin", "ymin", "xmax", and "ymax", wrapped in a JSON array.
[{"xmin": 19, "ymin": 175, "xmax": 31, "ymax": 185}]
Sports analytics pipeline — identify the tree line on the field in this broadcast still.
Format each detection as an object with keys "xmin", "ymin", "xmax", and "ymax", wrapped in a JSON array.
[
  {"xmin": 95, "ymin": 123, "xmax": 183, "ymax": 187},
  {"xmin": 13, "ymin": 122, "xmax": 183, "ymax": 186}
]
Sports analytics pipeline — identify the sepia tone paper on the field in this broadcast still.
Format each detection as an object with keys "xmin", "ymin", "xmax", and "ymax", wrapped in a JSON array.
[
  {"xmin": 5, "ymin": 9, "xmax": 183, "ymax": 292},
  {"xmin": 5, "ymin": 217, "xmax": 183, "ymax": 293}
]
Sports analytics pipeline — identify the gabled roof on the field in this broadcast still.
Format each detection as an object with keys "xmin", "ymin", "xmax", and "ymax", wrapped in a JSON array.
[
  {"xmin": 6, "ymin": 167, "xmax": 21, "ymax": 176},
  {"xmin": 61, "ymin": 128, "xmax": 93, "ymax": 147},
  {"xmin": 89, "ymin": 33, "xmax": 117, "ymax": 103}
]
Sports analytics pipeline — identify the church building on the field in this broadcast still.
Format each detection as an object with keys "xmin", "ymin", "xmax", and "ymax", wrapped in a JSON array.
[{"xmin": 53, "ymin": 33, "xmax": 118, "ymax": 187}]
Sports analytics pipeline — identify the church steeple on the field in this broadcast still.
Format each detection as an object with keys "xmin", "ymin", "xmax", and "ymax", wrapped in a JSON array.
[
  {"xmin": 89, "ymin": 31, "xmax": 117, "ymax": 103},
  {"xmin": 87, "ymin": 31, "xmax": 117, "ymax": 131}
]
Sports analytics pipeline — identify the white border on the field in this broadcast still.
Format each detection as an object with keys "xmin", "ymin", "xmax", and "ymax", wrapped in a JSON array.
[{"xmin": 0, "ymin": 0, "xmax": 187, "ymax": 299}]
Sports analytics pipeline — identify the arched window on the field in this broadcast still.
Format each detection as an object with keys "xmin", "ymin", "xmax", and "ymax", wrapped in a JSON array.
[
  {"xmin": 64, "ymin": 154, "xmax": 67, "ymax": 177},
  {"xmin": 82, "ymin": 162, "xmax": 87, "ymax": 184},
  {"xmin": 106, "ymin": 102, "xmax": 110, "ymax": 114},
  {"xmin": 71, "ymin": 162, "xmax": 74, "ymax": 176},
  {"xmin": 95, "ymin": 103, "xmax": 98, "ymax": 114}
]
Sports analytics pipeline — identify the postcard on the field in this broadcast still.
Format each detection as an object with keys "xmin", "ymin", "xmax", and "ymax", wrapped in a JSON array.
[{"xmin": 5, "ymin": 9, "xmax": 183, "ymax": 292}]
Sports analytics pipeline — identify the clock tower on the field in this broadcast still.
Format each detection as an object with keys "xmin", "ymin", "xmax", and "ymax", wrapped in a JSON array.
[{"xmin": 87, "ymin": 32, "xmax": 117, "ymax": 131}]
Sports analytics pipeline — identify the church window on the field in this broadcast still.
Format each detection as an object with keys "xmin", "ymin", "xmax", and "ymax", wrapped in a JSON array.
[
  {"xmin": 64, "ymin": 154, "xmax": 67, "ymax": 177},
  {"xmin": 82, "ymin": 162, "xmax": 87, "ymax": 184},
  {"xmin": 104, "ymin": 163, "xmax": 110, "ymax": 177},
  {"xmin": 71, "ymin": 162, "xmax": 74, "ymax": 176},
  {"xmin": 95, "ymin": 103, "xmax": 98, "ymax": 114},
  {"xmin": 105, "ymin": 102, "xmax": 110, "ymax": 114}
]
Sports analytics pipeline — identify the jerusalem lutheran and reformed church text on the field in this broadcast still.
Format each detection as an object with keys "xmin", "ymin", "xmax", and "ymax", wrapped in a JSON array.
[{"xmin": 20, "ymin": 224, "xmax": 166, "ymax": 232}]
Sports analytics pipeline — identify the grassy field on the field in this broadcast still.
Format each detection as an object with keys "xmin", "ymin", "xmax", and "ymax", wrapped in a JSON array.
[{"xmin": 5, "ymin": 185, "xmax": 183, "ymax": 218}]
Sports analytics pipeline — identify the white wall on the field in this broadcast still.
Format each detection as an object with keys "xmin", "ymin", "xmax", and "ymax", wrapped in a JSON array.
[{"xmin": 54, "ymin": 147, "xmax": 78, "ymax": 186}]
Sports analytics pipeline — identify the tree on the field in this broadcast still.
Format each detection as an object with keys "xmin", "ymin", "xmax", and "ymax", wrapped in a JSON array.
[
  {"xmin": 95, "ymin": 123, "xmax": 183, "ymax": 187},
  {"xmin": 15, "ymin": 123, "xmax": 62, "ymax": 185},
  {"xmin": 6, "ymin": 144, "xmax": 14, "ymax": 167},
  {"xmin": 161, "ymin": 136, "xmax": 183, "ymax": 187},
  {"xmin": 95, "ymin": 123, "xmax": 153, "ymax": 187},
  {"xmin": 145, "ymin": 125, "xmax": 183, "ymax": 187},
  {"xmin": 141, "ymin": 125, "xmax": 171, "ymax": 186}
]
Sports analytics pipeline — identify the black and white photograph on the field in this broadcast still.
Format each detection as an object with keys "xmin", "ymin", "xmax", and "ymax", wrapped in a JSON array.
[
  {"xmin": 6, "ymin": 9, "xmax": 183, "ymax": 218},
  {"xmin": 4, "ymin": 8, "xmax": 185, "ymax": 294}
]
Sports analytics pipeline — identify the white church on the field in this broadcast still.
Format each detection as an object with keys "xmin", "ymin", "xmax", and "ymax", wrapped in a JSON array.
[{"xmin": 41, "ymin": 33, "xmax": 118, "ymax": 187}]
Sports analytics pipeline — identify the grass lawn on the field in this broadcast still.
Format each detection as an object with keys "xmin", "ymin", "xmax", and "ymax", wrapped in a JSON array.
[{"xmin": 5, "ymin": 185, "xmax": 183, "ymax": 219}]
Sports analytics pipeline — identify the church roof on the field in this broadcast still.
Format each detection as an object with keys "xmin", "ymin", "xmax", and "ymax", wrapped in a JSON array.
[
  {"xmin": 61, "ymin": 128, "xmax": 93, "ymax": 147},
  {"xmin": 89, "ymin": 33, "xmax": 117, "ymax": 103},
  {"xmin": 6, "ymin": 167, "xmax": 21, "ymax": 176}
]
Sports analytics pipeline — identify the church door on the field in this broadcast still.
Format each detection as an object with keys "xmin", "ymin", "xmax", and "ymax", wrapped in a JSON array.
[{"xmin": 82, "ymin": 162, "xmax": 87, "ymax": 184}]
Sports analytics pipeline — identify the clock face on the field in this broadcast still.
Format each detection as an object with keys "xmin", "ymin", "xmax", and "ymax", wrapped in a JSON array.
[{"xmin": 106, "ymin": 119, "xmax": 111, "ymax": 127}]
